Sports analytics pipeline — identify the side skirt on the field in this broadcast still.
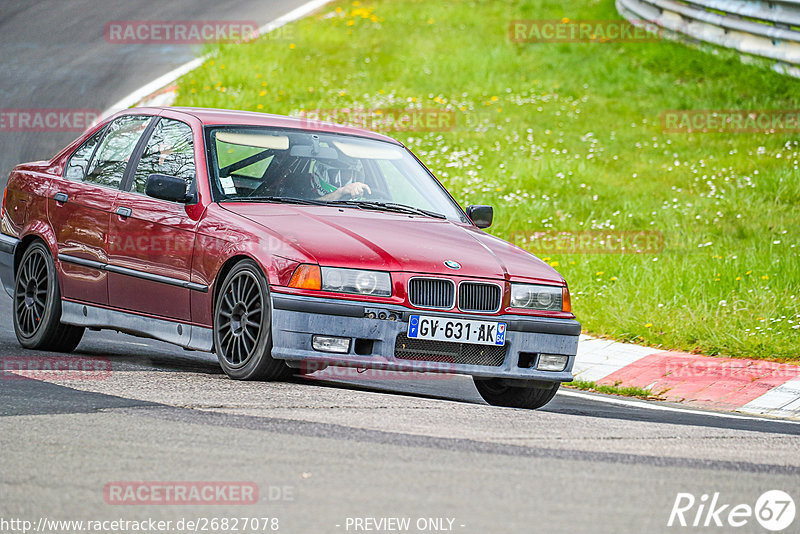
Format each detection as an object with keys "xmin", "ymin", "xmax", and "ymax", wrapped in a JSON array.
[{"xmin": 60, "ymin": 301, "xmax": 214, "ymax": 352}]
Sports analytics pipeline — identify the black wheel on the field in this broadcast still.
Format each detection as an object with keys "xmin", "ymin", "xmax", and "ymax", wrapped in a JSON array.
[
  {"xmin": 13, "ymin": 241, "xmax": 84, "ymax": 352},
  {"xmin": 473, "ymin": 377, "xmax": 560, "ymax": 409},
  {"xmin": 213, "ymin": 260, "xmax": 292, "ymax": 381}
]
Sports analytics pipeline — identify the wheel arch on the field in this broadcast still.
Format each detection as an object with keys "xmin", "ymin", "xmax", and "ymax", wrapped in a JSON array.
[
  {"xmin": 212, "ymin": 254, "xmax": 266, "ymax": 316},
  {"xmin": 14, "ymin": 233, "xmax": 53, "ymax": 280}
]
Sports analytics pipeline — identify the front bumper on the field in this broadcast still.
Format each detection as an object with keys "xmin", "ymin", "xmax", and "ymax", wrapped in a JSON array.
[
  {"xmin": 270, "ymin": 292, "xmax": 580, "ymax": 382},
  {"xmin": 0, "ymin": 233, "xmax": 18, "ymax": 298}
]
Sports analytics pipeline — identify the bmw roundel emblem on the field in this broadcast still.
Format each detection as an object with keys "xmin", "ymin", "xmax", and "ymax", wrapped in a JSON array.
[{"xmin": 444, "ymin": 260, "xmax": 462, "ymax": 270}]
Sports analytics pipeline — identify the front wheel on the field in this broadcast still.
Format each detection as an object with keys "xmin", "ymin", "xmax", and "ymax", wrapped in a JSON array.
[
  {"xmin": 13, "ymin": 241, "xmax": 85, "ymax": 352},
  {"xmin": 213, "ymin": 260, "xmax": 292, "ymax": 381},
  {"xmin": 473, "ymin": 377, "xmax": 560, "ymax": 410}
]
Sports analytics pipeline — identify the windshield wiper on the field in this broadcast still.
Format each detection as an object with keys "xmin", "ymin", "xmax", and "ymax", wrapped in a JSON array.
[
  {"xmin": 222, "ymin": 196, "xmax": 328, "ymax": 206},
  {"xmin": 332, "ymin": 200, "xmax": 447, "ymax": 219}
]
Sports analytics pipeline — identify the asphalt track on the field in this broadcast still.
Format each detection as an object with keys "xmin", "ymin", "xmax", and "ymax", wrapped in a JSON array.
[{"xmin": 2, "ymin": 2, "xmax": 800, "ymax": 533}]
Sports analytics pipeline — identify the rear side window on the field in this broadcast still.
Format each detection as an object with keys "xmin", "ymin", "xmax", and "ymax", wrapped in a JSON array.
[
  {"xmin": 132, "ymin": 118, "xmax": 195, "ymax": 195},
  {"xmin": 85, "ymin": 115, "xmax": 152, "ymax": 189},
  {"xmin": 64, "ymin": 129, "xmax": 103, "ymax": 181}
]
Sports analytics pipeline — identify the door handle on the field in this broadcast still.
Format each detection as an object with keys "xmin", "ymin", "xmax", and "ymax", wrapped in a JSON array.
[
  {"xmin": 115, "ymin": 206, "xmax": 132, "ymax": 218},
  {"xmin": 53, "ymin": 192, "xmax": 68, "ymax": 203}
]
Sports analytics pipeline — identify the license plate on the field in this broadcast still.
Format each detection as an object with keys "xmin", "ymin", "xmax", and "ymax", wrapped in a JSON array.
[{"xmin": 407, "ymin": 315, "xmax": 507, "ymax": 346}]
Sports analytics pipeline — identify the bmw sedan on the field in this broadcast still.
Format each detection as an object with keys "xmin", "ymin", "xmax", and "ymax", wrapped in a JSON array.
[{"xmin": 0, "ymin": 107, "xmax": 580, "ymax": 409}]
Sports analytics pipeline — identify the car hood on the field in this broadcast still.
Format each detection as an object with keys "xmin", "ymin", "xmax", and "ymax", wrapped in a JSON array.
[{"xmin": 222, "ymin": 204, "xmax": 564, "ymax": 284}]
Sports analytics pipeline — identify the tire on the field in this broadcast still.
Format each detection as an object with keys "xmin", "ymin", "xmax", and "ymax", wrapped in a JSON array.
[
  {"xmin": 473, "ymin": 377, "xmax": 560, "ymax": 409},
  {"xmin": 13, "ymin": 241, "xmax": 85, "ymax": 352},
  {"xmin": 213, "ymin": 259, "xmax": 292, "ymax": 381}
]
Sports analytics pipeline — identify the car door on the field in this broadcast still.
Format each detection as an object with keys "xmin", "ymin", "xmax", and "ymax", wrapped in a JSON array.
[
  {"xmin": 106, "ymin": 116, "xmax": 199, "ymax": 321},
  {"xmin": 50, "ymin": 114, "xmax": 153, "ymax": 305}
]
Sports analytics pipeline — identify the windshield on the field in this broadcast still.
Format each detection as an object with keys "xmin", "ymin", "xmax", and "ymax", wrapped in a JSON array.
[{"xmin": 206, "ymin": 127, "xmax": 466, "ymax": 221}]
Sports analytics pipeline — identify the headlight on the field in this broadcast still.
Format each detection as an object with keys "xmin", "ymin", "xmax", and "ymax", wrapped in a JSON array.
[
  {"xmin": 321, "ymin": 267, "xmax": 392, "ymax": 297},
  {"xmin": 510, "ymin": 283, "xmax": 563, "ymax": 311}
]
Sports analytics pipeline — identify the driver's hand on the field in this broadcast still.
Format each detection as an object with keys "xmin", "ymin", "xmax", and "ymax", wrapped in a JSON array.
[{"xmin": 323, "ymin": 182, "xmax": 371, "ymax": 200}]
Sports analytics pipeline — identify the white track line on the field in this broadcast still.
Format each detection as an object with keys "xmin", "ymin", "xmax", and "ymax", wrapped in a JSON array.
[
  {"xmin": 557, "ymin": 389, "xmax": 800, "ymax": 424},
  {"xmin": 100, "ymin": 0, "xmax": 333, "ymax": 118}
]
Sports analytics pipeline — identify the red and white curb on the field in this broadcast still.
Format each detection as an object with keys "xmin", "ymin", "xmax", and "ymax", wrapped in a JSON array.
[{"xmin": 573, "ymin": 335, "xmax": 800, "ymax": 419}]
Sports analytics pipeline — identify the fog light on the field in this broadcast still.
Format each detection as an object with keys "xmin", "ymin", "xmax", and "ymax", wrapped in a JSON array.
[
  {"xmin": 312, "ymin": 335, "xmax": 350, "ymax": 354},
  {"xmin": 536, "ymin": 354, "xmax": 568, "ymax": 372}
]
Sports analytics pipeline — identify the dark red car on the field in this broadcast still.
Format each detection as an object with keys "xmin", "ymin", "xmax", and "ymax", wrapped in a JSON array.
[{"xmin": 0, "ymin": 107, "xmax": 580, "ymax": 409}]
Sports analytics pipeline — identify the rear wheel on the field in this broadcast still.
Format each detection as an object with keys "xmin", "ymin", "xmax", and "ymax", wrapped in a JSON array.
[
  {"xmin": 213, "ymin": 260, "xmax": 292, "ymax": 381},
  {"xmin": 473, "ymin": 377, "xmax": 560, "ymax": 410},
  {"xmin": 13, "ymin": 241, "xmax": 85, "ymax": 352}
]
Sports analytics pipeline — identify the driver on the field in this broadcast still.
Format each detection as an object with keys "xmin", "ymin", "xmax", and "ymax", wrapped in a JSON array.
[{"xmin": 310, "ymin": 161, "xmax": 371, "ymax": 201}]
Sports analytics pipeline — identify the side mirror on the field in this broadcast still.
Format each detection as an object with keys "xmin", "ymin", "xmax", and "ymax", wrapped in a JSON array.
[
  {"xmin": 145, "ymin": 174, "xmax": 189, "ymax": 203},
  {"xmin": 466, "ymin": 205, "xmax": 493, "ymax": 229}
]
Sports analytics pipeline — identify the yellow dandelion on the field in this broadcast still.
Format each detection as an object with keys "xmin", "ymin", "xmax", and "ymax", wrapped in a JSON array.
[
  {"xmin": 289, "ymin": 43, "xmax": 296, "ymax": 49},
  {"xmin": 735, "ymin": 276, "xmax": 742, "ymax": 281},
  {"xmin": 762, "ymin": 275, "xmax": 769, "ymax": 280},
  {"xmin": 220, "ymin": 64, "xmax": 225, "ymax": 69},
  {"xmin": 347, "ymin": 19, "xmax": 354, "ymax": 26},
  {"xmin": 261, "ymin": 81, "xmax": 267, "ymax": 86},
  {"xmin": 644, "ymin": 323, "xmax": 653, "ymax": 328},
  {"xmin": 550, "ymin": 261, "xmax": 559, "ymax": 267},
  {"xmin": 561, "ymin": 17, "xmax": 570, "ymax": 23},
  {"xmin": 491, "ymin": 96, "xmax": 498, "ymax": 102},
  {"xmin": 427, "ymin": 18, "xmax": 434, "ymax": 24},
  {"xmin": 610, "ymin": 276, "xmax": 617, "ymax": 281},
  {"xmin": 256, "ymin": 73, "xmax": 262, "ymax": 78},
  {"xmin": 371, "ymin": 15, "xmax": 378, "ymax": 22},
  {"xmin": 336, "ymin": 6, "xmax": 343, "ymax": 13},
  {"xmin": 596, "ymin": 271, "xmax": 604, "ymax": 276},
  {"xmin": 352, "ymin": 0, "xmax": 360, "ymax": 5},
  {"xmin": 745, "ymin": 270, "xmax": 752, "ymax": 275}
]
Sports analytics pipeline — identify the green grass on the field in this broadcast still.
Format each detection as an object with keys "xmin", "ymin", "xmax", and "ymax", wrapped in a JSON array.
[
  {"xmin": 566, "ymin": 380, "xmax": 664, "ymax": 400},
  {"xmin": 174, "ymin": 0, "xmax": 800, "ymax": 361}
]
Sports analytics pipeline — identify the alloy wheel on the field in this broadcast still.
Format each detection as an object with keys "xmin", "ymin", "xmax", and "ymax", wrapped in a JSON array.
[{"xmin": 216, "ymin": 270, "xmax": 264, "ymax": 367}]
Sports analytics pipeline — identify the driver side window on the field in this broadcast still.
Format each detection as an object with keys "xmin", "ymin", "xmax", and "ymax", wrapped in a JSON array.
[{"xmin": 132, "ymin": 118, "xmax": 195, "ymax": 195}]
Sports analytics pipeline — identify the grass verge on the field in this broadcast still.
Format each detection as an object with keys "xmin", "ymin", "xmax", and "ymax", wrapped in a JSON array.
[
  {"xmin": 565, "ymin": 380, "xmax": 665, "ymax": 400},
  {"xmin": 175, "ymin": 0, "xmax": 800, "ymax": 361}
]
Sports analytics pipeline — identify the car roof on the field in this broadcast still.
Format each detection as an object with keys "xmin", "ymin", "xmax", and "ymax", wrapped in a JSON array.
[{"xmin": 130, "ymin": 106, "xmax": 403, "ymax": 145}]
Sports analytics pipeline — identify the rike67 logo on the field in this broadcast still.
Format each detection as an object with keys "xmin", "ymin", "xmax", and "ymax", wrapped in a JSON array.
[{"xmin": 668, "ymin": 490, "xmax": 796, "ymax": 531}]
